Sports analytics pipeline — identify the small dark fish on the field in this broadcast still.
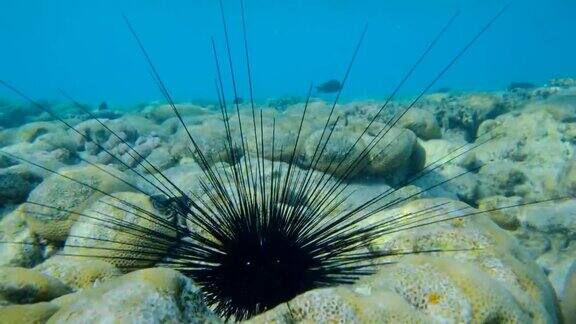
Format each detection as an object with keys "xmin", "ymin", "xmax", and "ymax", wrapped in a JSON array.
[
  {"xmin": 508, "ymin": 82, "xmax": 536, "ymax": 91},
  {"xmin": 98, "ymin": 101, "xmax": 109, "ymax": 111},
  {"xmin": 316, "ymin": 79, "xmax": 342, "ymax": 94},
  {"xmin": 233, "ymin": 97, "xmax": 243, "ymax": 104},
  {"xmin": 435, "ymin": 87, "xmax": 451, "ymax": 93}
]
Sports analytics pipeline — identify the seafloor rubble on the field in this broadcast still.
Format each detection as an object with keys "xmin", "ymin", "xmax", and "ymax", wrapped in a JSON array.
[{"xmin": 0, "ymin": 78, "xmax": 575, "ymax": 323}]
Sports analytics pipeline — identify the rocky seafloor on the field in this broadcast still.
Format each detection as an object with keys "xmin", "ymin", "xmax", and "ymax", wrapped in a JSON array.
[{"xmin": 0, "ymin": 78, "xmax": 575, "ymax": 323}]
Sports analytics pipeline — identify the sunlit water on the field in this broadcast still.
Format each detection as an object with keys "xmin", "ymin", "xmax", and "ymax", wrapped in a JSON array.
[{"xmin": 0, "ymin": 0, "xmax": 575, "ymax": 105}]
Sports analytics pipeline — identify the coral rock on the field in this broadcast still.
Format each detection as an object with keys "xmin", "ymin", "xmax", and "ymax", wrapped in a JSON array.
[
  {"xmin": 0, "ymin": 165, "xmax": 42, "ymax": 207},
  {"xmin": 0, "ymin": 209, "xmax": 43, "ymax": 267},
  {"xmin": 34, "ymin": 256, "xmax": 121, "ymax": 291},
  {"xmin": 0, "ymin": 267, "xmax": 71, "ymax": 306},
  {"xmin": 474, "ymin": 100, "xmax": 575, "ymax": 201},
  {"xmin": 397, "ymin": 108, "xmax": 442, "ymax": 140},
  {"xmin": 63, "ymin": 192, "xmax": 177, "ymax": 270},
  {"xmin": 561, "ymin": 262, "xmax": 576, "ymax": 323},
  {"xmin": 22, "ymin": 164, "xmax": 133, "ymax": 242},
  {"xmin": 514, "ymin": 199, "xmax": 576, "ymax": 296},
  {"xmin": 0, "ymin": 302, "xmax": 59, "ymax": 324},
  {"xmin": 46, "ymin": 268, "xmax": 219, "ymax": 323}
]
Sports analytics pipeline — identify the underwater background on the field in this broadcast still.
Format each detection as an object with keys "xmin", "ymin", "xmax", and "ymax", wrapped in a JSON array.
[
  {"xmin": 1, "ymin": 0, "xmax": 575, "ymax": 104},
  {"xmin": 1, "ymin": 0, "xmax": 576, "ymax": 323}
]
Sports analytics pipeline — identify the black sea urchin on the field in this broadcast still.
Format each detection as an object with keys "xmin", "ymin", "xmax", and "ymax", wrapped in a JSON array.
[{"xmin": 0, "ymin": 1, "xmax": 567, "ymax": 321}]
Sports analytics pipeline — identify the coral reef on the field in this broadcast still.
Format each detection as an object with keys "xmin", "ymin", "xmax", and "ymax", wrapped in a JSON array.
[{"xmin": 0, "ymin": 79, "xmax": 575, "ymax": 322}]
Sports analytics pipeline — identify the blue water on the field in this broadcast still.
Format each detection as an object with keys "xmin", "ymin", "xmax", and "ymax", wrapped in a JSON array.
[{"xmin": 0, "ymin": 0, "xmax": 575, "ymax": 105}]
